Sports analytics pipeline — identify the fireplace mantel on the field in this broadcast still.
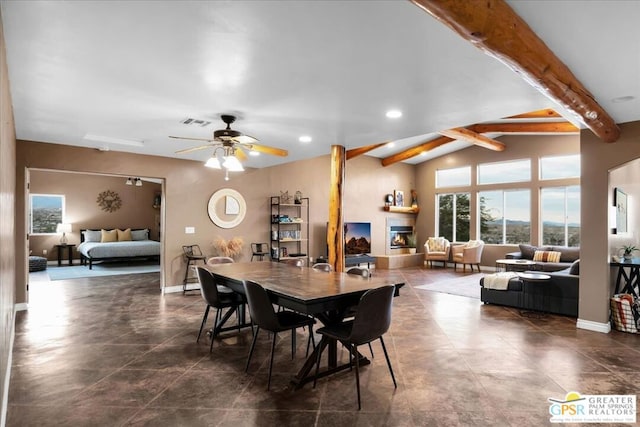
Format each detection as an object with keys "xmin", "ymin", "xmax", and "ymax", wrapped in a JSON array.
[{"xmin": 383, "ymin": 206, "xmax": 419, "ymax": 214}]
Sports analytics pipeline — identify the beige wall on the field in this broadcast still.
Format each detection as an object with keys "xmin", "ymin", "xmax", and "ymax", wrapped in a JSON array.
[
  {"xmin": 0, "ymin": 11, "xmax": 16, "ymax": 423},
  {"xmin": 414, "ymin": 134, "xmax": 581, "ymax": 264},
  {"xmin": 15, "ymin": 141, "xmax": 415, "ymax": 302},
  {"xmin": 29, "ymin": 170, "xmax": 161, "ymax": 261},
  {"xmin": 581, "ymin": 121, "xmax": 640, "ymax": 326}
]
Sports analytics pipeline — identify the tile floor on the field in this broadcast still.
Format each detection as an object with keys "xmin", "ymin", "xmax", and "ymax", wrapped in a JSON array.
[{"xmin": 7, "ymin": 267, "xmax": 640, "ymax": 426}]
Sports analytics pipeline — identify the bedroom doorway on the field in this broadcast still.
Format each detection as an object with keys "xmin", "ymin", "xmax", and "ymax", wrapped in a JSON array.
[{"xmin": 26, "ymin": 168, "xmax": 165, "ymax": 294}]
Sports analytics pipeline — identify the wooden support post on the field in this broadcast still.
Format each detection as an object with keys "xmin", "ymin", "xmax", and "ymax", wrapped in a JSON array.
[{"xmin": 328, "ymin": 145, "xmax": 345, "ymax": 272}]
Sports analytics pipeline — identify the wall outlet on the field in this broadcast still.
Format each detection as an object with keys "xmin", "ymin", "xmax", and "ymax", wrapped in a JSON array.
[
  {"xmin": 42, "ymin": 249, "xmax": 47, "ymax": 255},
  {"xmin": 185, "ymin": 227, "xmax": 195, "ymax": 234}
]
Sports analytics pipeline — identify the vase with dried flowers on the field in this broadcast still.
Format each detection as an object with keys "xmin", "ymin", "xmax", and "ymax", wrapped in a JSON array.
[{"xmin": 213, "ymin": 236, "xmax": 244, "ymax": 259}]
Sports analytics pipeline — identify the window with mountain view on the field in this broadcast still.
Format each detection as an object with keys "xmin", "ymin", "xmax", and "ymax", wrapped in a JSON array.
[
  {"xmin": 30, "ymin": 194, "xmax": 65, "ymax": 234},
  {"xmin": 479, "ymin": 189, "xmax": 531, "ymax": 244},
  {"xmin": 541, "ymin": 186, "xmax": 580, "ymax": 246},
  {"xmin": 478, "ymin": 159, "xmax": 530, "ymax": 185},
  {"xmin": 437, "ymin": 193, "xmax": 470, "ymax": 242}
]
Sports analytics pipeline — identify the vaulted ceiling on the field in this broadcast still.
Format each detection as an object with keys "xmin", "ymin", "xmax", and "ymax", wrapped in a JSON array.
[{"xmin": 2, "ymin": 1, "xmax": 638, "ymax": 169}]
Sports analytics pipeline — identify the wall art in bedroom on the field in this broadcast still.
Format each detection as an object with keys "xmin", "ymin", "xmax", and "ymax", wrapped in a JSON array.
[{"xmin": 96, "ymin": 189, "xmax": 122, "ymax": 213}]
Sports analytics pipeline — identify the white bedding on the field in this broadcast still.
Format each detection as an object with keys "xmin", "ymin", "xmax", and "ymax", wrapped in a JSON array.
[{"xmin": 77, "ymin": 240, "xmax": 160, "ymax": 259}]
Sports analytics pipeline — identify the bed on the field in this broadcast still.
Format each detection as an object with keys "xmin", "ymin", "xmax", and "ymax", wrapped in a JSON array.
[{"xmin": 78, "ymin": 228, "xmax": 160, "ymax": 269}]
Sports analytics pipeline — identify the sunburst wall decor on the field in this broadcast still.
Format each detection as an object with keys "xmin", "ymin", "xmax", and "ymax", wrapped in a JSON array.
[{"xmin": 96, "ymin": 189, "xmax": 122, "ymax": 213}]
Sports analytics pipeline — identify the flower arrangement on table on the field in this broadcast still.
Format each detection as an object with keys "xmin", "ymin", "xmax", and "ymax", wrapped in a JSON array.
[{"xmin": 213, "ymin": 236, "xmax": 244, "ymax": 259}]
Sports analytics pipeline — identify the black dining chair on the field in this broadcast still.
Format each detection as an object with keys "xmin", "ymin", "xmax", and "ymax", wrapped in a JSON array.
[
  {"xmin": 251, "ymin": 243, "xmax": 270, "ymax": 261},
  {"xmin": 183, "ymin": 244, "xmax": 207, "ymax": 292},
  {"xmin": 313, "ymin": 285, "xmax": 397, "ymax": 410},
  {"xmin": 243, "ymin": 280, "xmax": 316, "ymax": 390},
  {"xmin": 346, "ymin": 267, "xmax": 373, "ymax": 357},
  {"xmin": 195, "ymin": 267, "xmax": 245, "ymax": 352}
]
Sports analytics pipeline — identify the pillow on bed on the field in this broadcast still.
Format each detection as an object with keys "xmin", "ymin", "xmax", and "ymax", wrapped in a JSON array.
[
  {"xmin": 101, "ymin": 229, "xmax": 118, "ymax": 243},
  {"xmin": 131, "ymin": 229, "xmax": 149, "ymax": 241},
  {"xmin": 83, "ymin": 230, "xmax": 102, "ymax": 242},
  {"xmin": 117, "ymin": 228, "xmax": 132, "ymax": 241}
]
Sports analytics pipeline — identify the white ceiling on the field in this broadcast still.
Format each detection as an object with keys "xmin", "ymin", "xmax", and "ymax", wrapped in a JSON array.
[{"xmin": 2, "ymin": 1, "xmax": 639, "ymax": 169}]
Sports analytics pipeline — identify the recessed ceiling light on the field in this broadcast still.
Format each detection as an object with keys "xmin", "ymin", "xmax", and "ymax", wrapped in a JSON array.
[
  {"xmin": 612, "ymin": 95, "xmax": 635, "ymax": 103},
  {"xmin": 249, "ymin": 151, "xmax": 260, "ymax": 156},
  {"xmin": 386, "ymin": 142, "xmax": 395, "ymax": 148},
  {"xmin": 299, "ymin": 135, "xmax": 312, "ymax": 143},
  {"xmin": 386, "ymin": 110, "xmax": 402, "ymax": 119},
  {"xmin": 420, "ymin": 151, "xmax": 428, "ymax": 156}
]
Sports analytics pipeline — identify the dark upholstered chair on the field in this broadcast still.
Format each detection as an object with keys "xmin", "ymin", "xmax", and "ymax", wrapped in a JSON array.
[
  {"xmin": 313, "ymin": 285, "xmax": 397, "ymax": 409},
  {"xmin": 312, "ymin": 262, "xmax": 333, "ymax": 272},
  {"xmin": 251, "ymin": 243, "xmax": 270, "ymax": 261},
  {"xmin": 196, "ymin": 267, "xmax": 245, "ymax": 352},
  {"xmin": 183, "ymin": 245, "xmax": 207, "ymax": 292},
  {"xmin": 243, "ymin": 280, "xmax": 316, "ymax": 390}
]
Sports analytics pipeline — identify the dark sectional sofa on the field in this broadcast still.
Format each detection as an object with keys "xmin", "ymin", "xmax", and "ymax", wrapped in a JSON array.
[{"xmin": 480, "ymin": 244, "xmax": 580, "ymax": 317}]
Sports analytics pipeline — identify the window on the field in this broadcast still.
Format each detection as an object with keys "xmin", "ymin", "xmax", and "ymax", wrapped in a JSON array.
[
  {"xmin": 436, "ymin": 166, "xmax": 471, "ymax": 188},
  {"xmin": 540, "ymin": 154, "xmax": 580, "ymax": 180},
  {"xmin": 478, "ymin": 159, "xmax": 530, "ymax": 185},
  {"xmin": 541, "ymin": 186, "xmax": 580, "ymax": 246},
  {"xmin": 437, "ymin": 193, "xmax": 470, "ymax": 242},
  {"xmin": 30, "ymin": 194, "xmax": 65, "ymax": 234},
  {"xmin": 479, "ymin": 189, "xmax": 530, "ymax": 244}
]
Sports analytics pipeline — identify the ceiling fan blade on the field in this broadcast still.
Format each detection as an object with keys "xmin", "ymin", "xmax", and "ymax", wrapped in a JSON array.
[
  {"xmin": 248, "ymin": 143, "xmax": 288, "ymax": 157},
  {"xmin": 234, "ymin": 134, "xmax": 258, "ymax": 144},
  {"xmin": 175, "ymin": 144, "xmax": 214, "ymax": 154},
  {"xmin": 169, "ymin": 135, "xmax": 216, "ymax": 143},
  {"xmin": 234, "ymin": 147, "xmax": 247, "ymax": 162}
]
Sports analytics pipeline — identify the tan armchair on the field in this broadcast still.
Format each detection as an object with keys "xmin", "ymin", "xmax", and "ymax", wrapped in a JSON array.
[
  {"xmin": 424, "ymin": 237, "xmax": 451, "ymax": 268},
  {"xmin": 452, "ymin": 240, "xmax": 485, "ymax": 272}
]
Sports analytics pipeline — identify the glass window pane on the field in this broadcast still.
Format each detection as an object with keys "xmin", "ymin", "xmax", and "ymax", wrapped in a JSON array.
[
  {"xmin": 436, "ymin": 166, "xmax": 471, "ymax": 188},
  {"xmin": 479, "ymin": 191, "xmax": 503, "ymax": 244},
  {"xmin": 437, "ymin": 194, "xmax": 454, "ymax": 241},
  {"xmin": 541, "ymin": 185, "xmax": 580, "ymax": 246},
  {"xmin": 505, "ymin": 190, "xmax": 530, "ymax": 244},
  {"xmin": 540, "ymin": 154, "xmax": 580, "ymax": 180},
  {"xmin": 455, "ymin": 194, "xmax": 470, "ymax": 241},
  {"xmin": 478, "ymin": 159, "xmax": 530, "ymax": 185},
  {"xmin": 30, "ymin": 194, "xmax": 64, "ymax": 234}
]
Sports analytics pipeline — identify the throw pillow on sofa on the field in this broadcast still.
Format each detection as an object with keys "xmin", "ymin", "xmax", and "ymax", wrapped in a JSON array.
[{"xmin": 533, "ymin": 250, "xmax": 562, "ymax": 263}]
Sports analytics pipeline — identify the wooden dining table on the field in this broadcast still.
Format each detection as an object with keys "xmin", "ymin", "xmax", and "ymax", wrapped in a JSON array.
[{"xmin": 206, "ymin": 261, "xmax": 404, "ymax": 388}]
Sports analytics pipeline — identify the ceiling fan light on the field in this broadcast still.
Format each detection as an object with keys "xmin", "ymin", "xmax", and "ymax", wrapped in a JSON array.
[
  {"xmin": 125, "ymin": 177, "xmax": 133, "ymax": 185},
  {"xmin": 135, "ymin": 177, "xmax": 143, "ymax": 186},
  {"xmin": 205, "ymin": 156, "xmax": 222, "ymax": 169},
  {"xmin": 223, "ymin": 156, "xmax": 244, "ymax": 172}
]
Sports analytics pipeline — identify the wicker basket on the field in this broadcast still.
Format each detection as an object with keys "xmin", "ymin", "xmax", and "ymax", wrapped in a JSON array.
[{"xmin": 610, "ymin": 294, "xmax": 640, "ymax": 334}]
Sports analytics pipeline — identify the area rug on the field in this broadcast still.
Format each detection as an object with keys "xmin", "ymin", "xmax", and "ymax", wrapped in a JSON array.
[
  {"xmin": 414, "ymin": 273, "xmax": 484, "ymax": 299},
  {"xmin": 47, "ymin": 262, "xmax": 160, "ymax": 281}
]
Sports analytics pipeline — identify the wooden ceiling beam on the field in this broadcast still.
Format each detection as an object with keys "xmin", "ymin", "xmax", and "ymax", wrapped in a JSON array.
[
  {"xmin": 346, "ymin": 142, "xmax": 389, "ymax": 160},
  {"xmin": 381, "ymin": 136, "xmax": 454, "ymax": 167},
  {"xmin": 469, "ymin": 121, "xmax": 579, "ymax": 134},
  {"xmin": 410, "ymin": 0, "xmax": 620, "ymax": 143},
  {"xmin": 506, "ymin": 109, "xmax": 561, "ymax": 119},
  {"xmin": 438, "ymin": 127, "xmax": 505, "ymax": 151}
]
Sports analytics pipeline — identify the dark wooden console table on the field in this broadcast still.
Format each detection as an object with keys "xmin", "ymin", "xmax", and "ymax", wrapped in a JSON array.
[{"xmin": 611, "ymin": 258, "xmax": 640, "ymax": 298}]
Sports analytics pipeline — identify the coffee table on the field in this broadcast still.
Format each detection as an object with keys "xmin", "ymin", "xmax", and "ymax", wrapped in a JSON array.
[{"xmin": 495, "ymin": 258, "xmax": 536, "ymax": 272}]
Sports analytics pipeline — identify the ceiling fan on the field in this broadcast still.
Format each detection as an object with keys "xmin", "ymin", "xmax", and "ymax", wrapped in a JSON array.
[{"xmin": 170, "ymin": 114, "xmax": 288, "ymax": 165}]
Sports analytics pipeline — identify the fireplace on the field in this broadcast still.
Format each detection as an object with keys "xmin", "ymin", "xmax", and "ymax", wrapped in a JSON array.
[{"xmin": 385, "ymin": 218, "xmax": 415, "ymax": 254}]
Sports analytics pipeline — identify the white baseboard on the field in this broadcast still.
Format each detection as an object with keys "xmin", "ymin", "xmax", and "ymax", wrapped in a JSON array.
[
  {"xmin": 1, "ymin": 306, "xmax": 18, "ymax": 427},
  {"xmin": 576, "ymin": 318, "xmax": 611, "ymax": 334},
  {"xmin": 14, "ymin": 303, "xmax": 27, "ymax": 312}
]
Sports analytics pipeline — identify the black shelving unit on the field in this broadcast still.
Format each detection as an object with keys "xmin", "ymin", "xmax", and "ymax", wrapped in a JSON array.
[{"xmin": 270, "ymin": 196, "xmax": 309, "ymax": 262}]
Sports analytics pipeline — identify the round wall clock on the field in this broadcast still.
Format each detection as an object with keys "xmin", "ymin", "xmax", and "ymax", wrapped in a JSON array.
[
  {"xmin": 385, "ymin": 194, "xmax": 394, "ymax": 206},
  {"xmin": 96, "ymin": 189, "xmax": 122, "ymax": 213}
]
